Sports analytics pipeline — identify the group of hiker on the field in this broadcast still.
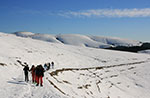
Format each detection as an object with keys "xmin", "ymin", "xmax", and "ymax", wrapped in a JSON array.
[{"xmin": 23, "ymin": 62, "xmax": 54, "ymax": 86}]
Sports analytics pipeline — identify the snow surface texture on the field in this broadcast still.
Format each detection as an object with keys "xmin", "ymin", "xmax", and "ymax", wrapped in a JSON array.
[
  {"xmin": 139, "ymin": 49, "xmax": 150, "ymax": 54},
  {"xmin": 0, "ymin": 32, "xmax": 150, "ymax": 98},
  {"xmin": 13, "ymin": 32, "xmax": 141, "ymax": 48}
]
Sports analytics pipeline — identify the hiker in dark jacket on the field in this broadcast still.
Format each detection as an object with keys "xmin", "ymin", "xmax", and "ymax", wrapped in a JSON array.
[
  {"xmin": 47, "ymin": 63, "xmax": 51, "ymax": 70},
  {"xmin": 23, "ymin": 65, "xmax": 29, "ymax": 82},
  {"xmin": 35, "ymin": 65, "xmax": 44, "ymax": 86},
  {"xmin": 51, "ymin": 61, "xmax": 54, "ymax": 69},
  {"xmin": 30, "ymin": 65, "xmax": 36, "ymax": 83},
  {"xmin": 44, "ymin": 63, "xmax": 48, "ymax": 71}
]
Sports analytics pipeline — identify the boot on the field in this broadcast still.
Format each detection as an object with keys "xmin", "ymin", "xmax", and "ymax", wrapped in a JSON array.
[{"xmin": 36, "ymin": 83, "xmax": 39, "ymax": 86}]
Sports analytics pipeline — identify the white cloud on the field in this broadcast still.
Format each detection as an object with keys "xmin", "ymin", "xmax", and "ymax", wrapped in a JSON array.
[{"xmin": 59, "ymin": 8, "xmax": 150, "ymax": 18}]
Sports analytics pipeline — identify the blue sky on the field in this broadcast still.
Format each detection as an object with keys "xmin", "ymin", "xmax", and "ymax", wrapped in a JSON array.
[{"xmin": 0, "ymin": 0, "xmax": 150, "ymax": 41}]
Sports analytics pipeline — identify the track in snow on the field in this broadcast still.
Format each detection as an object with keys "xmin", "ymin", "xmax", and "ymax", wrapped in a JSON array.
[{"xmin": 47, "ymin": 59, "xmax": 150, "ymax": 98}]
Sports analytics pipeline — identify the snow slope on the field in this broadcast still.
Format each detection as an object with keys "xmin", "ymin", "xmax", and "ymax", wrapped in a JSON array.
[
  {"xmin": 139, "ymin": 49, "xmax": 150, "ymax": 54},
  {"xmin": 56, "ymin": 34, "xmax": 110, "ymax": 48},
  {"xmin": 13, "ymin": 32, "xmax": 141, "ymax": 48},
  {"xmin": 89, "ymin": 35, "xmax": 140, "ymax": 47},
  {"xmin": 0, "ymin": 32, "xmax": 150, "ymax": 98}
]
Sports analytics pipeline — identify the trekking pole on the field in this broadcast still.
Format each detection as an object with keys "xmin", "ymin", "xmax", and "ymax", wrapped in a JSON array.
[{"xmin": 22, "ymin": 69, "xmax": 24, "ymax": 82}]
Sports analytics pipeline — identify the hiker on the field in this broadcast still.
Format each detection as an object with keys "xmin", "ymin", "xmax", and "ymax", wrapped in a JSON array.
[
  {"xmin": 35, "ymin": 66, "xmax": 38, "ymax": 83},
  {"xmin": 51, "ymin": 61, "xmax": 54, "ymax": 69},
  {"xmin": 23, "ymin": 64, "xmax": 29, "ymax": 82},
  {"xmin": 35, "ymin": 65, "xmax": 44, "ymax": 86},
  {"xmin": 44, "ymin": 63, "xmax": 48, "ymax": 71},
  {"xmin": 47, "ymin": 63, "xmax": 51, "ymax": 70},
  {"xmin": 30, "ymin": 65, "xmax": 36, "ymax": 83}
]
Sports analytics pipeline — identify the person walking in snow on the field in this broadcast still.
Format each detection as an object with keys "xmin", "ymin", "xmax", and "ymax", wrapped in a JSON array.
[
  {"xmin": 44, "ymin": 63, "xmax": 48, "ymax": 71},
  {"xmin": 23, "ymin": 65, "xmax": 29, "ymax": 82},
  {"xmin": 47, "ymin": 63, "xmax": 51, "ymax": 70},
  {"xmin": 35, "ymin": 65, "xmax": 44, "ymax": 86},
  {"xmin": 30, "ymin": 65, "xmax": 36, "ymax": 83},
  {"xmin": 51, "ymin": 61, "xmax": 54, "ymax": 69}
]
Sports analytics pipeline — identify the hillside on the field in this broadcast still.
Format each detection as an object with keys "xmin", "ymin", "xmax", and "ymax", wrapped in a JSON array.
[
  {"xmin": 139, "ymin": 49, "xmax": 150, "ymax": 54},
  {"xmin": 107, "ymin": 43, "xmax": 150, "ymax": 53},
  {"xmin": 0, "ymin": 32, "xmax": 150, "ymax": 98},
  {"xmin": 13, "ymin": 32, "xmax": 141, "ymax": 48}
]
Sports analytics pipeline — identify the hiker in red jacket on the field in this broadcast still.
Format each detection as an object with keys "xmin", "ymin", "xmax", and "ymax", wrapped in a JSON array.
[
  {"xmin": 30, "ymin": 65, "xmax": 36, "ymax": 83},
  {"xmin": 35, "ymin": 65, "xmax": 44, "ymax": 86}
]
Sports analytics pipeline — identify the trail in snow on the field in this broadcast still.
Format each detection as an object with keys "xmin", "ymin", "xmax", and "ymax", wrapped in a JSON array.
[
  {"xmin": 47, "ymin": 59, "xmax": 150, "ymax": 98},
  {"xmin": 50, "ymin": 59, "xmax": 149, "ymax": 76},
  {"xmin": 5, "ymin": 69, "xmax": 67, "ymax": 98},
  {"xmin": 3, "ymin": 58, "xmax": 150, "ymax": 98}
]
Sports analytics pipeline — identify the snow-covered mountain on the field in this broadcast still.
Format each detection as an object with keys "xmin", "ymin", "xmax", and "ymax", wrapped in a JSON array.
[
  {"xmin": 1, "ymin": 32, "xmax": 150, "ymax": 98},
  {"xmin": 13, "ymin": 32, "xmax": 141, "ymax": 48}
]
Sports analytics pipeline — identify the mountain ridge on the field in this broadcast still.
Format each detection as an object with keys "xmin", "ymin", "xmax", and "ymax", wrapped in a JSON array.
[{"xmin": 12, "ymin": 31, "xmax": 142, "ymax": 49}]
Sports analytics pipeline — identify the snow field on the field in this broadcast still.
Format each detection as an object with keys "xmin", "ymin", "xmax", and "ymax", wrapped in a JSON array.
[{"xmin": 0, "ymin": 32, "xmax": 150, "ymax": 98}]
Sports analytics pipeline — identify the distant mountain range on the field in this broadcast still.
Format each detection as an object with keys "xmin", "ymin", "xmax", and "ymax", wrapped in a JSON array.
[
  {"xmin": 12, "ymin": 31, "xmax": 150, "ymax": 53},
  {"xmin": 13, "ymin": 32, "xmax": 142, "ymax": 49}
]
